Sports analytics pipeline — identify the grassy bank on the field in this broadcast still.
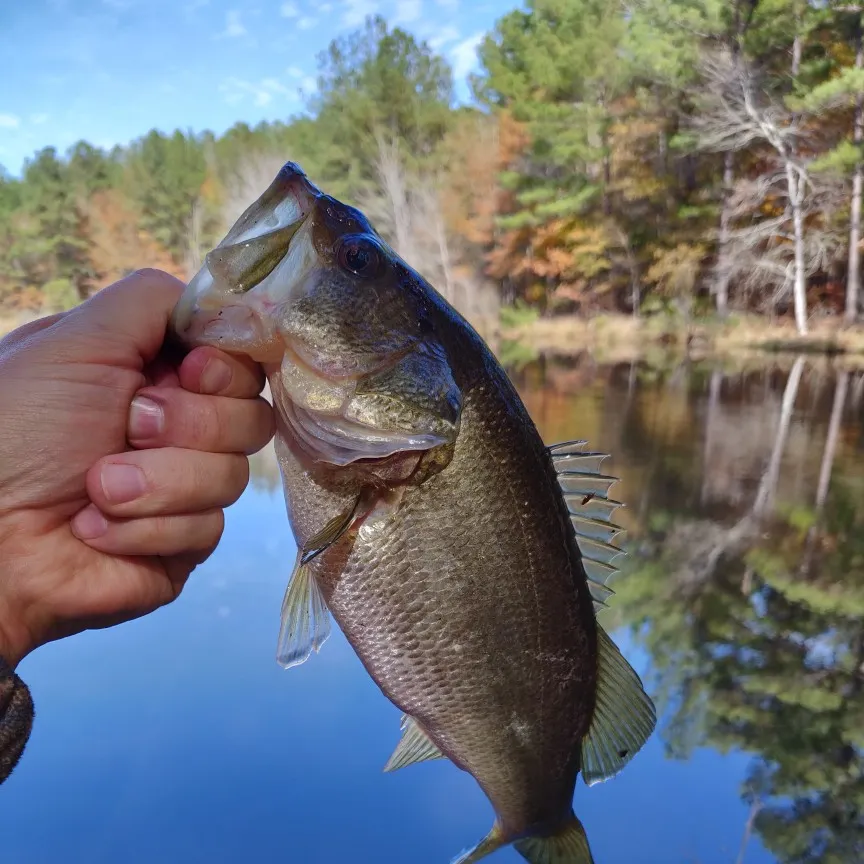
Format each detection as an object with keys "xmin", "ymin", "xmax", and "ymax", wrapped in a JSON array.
[
  {"xmin": 494, "ymin": 311, "xmax": 864, "ymax": 368},
  {"xmin": 7, "ymin": 306, "xmax": 864, "ymax": 372}
]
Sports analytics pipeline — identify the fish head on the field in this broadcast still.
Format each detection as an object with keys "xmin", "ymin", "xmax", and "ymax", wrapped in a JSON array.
[{"xmin": 171, "ymin": 161, "xmax": 462, "ymax": 467}]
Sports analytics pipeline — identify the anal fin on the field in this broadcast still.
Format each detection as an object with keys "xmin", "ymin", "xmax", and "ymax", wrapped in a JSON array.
[
  {"xmin": 451, "ymin": 822, "xmax": 506, "ymax": 864},
  {"xmin": 581, "ymin": 625, "xmax": 657, "ymax": 785},
  {"xmin": 513, "ymin": 812, "xmax": 594, "ymax": 864},
  {"xmin": 383, "ymin": 715, "xmax": 445, "ymax": 772}
]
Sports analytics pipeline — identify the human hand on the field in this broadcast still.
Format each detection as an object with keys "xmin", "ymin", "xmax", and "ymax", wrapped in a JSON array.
[{"xmin": 0, "ymin": 269, "xmax": 275, "ymax": 668}]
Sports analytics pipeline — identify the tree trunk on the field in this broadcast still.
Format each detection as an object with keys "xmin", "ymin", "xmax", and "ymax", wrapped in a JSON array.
[
  {"xmin": 785, "ymin": 160, "xmax": 808, "ymax": 335},
  {"xmin": 815, "ymin": 371, "xmax": 849, "ymax": 515},
  {"xmin": 374, "ymin": 134, "xmax": 416, "ymax": 264},
  {"xmin": 753, "ymin": 355, "xmax": 805, "ymax": 517},
  {"xmin": 847, "ymin": 19, "xmax": 863, "ymax": 323},
  {"xmin": 701, "ymin": 369, "xmax": 723, "ymax": 505},
  {"xmin": 186, "ymin": 198, "xmax": 203, "ymax": 279},
  {"xmin": 713, "ymin": 151, "xmax": 734, "ymax": 318},
  {"xmin": 430, "ymin": 187, "xmax": 456, "ymax": 307}
]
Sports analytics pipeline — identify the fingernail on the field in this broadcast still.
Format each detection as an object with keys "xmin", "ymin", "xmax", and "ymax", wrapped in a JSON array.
[
  {"xmin": 200, "ymin": 358, "xmax": 232, "ymax": 394},
  {"xmin": 128, "ymin": 396, "xmax": 164, "ymax": 439},
  {"xmin": 71, "ymin": 505, "xmax": 108, "ymax": 540},
  {"xmin": 100, "ymin": 463, "xmax": 146, "ymax": 504}
]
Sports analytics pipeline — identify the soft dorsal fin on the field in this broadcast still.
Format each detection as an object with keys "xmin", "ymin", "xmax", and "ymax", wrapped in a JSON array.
[
  {"xmin": 548, "ymin": 439, "xmax": 627, "ymax": 612},
  {"xmin": 581, "ymin": 625, "xmax": 656, "ymax": 785}
]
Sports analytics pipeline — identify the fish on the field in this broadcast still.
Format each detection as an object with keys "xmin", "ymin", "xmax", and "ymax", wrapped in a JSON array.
[{"xmin": 170, "ymin": 162, "xmax": 656, "ymax": 864}]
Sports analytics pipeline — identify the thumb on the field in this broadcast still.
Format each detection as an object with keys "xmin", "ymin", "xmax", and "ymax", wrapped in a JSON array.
[{"xmin": 64, "ymin": 269, "xmax": 187, "ymax": 366}]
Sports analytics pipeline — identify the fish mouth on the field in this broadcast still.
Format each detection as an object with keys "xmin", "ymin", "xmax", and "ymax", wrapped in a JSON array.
[{"xmin": 169, "ymin": 162, "xmax": 322, "ymax": 360}]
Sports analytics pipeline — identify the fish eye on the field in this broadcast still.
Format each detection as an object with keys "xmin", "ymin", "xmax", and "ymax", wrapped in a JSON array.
[{"xmin": 336, "ymin": 235, "xmax": 384, "ymax": 279}]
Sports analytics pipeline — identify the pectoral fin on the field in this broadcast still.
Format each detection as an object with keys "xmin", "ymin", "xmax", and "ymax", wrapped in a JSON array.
[
  {"xmin": 276, "ymin": 495, "xmax": 364, "ymax": 669},
  {"xmin": 299, "ymin": 495, "xmax": 364, "ymax": 565}
]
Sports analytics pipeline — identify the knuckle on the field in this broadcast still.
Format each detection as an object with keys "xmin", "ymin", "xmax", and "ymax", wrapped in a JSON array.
[
  {"xmin": 188, "ymin": 396, "xmax": 225, "ymax": 449},
  {"xmin": 200, "ymin": 509, "xmax": 226, "ymax": 548},
  {"xmin": 227, "ymin": 455, "xmax": 250, "ymax": 497}
]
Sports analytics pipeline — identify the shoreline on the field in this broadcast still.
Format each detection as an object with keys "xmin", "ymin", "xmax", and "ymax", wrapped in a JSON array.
[
  {"xmin": 486, "ymin": 312, "xmax": 864, "ymax": 370},
  {"xmin": 7, "ymin": 309, "xmax": 864, "ymax": 371}
]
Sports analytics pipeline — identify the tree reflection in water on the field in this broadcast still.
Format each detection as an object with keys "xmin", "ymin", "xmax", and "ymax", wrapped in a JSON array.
[{"xmin": 250, "ymin": 352, "xmax": 864, "ymax": 863}]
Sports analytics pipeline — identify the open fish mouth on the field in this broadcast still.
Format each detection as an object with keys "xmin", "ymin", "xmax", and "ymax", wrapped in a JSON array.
[{"xmin": 169, "ymin": 162, "xmax": 321, "ymax": 359}]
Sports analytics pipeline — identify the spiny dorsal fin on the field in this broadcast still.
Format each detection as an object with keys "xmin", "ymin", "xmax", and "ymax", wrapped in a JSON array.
[
  {"xmin": 548, "ymin": 439, "xmax": 627, "ymax": 612},
  {"xmin": 581, "ymin": 625, "xmax": 657, "ymax": 786},
  {"xmin": 383, "ymin": 715, "xmax": 445, "ymax": 772}
]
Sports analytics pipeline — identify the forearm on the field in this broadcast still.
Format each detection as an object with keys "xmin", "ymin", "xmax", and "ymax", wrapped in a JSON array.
[{"xmin": 0, "ymin": 654, "xmax": 34, "ymax": 784}]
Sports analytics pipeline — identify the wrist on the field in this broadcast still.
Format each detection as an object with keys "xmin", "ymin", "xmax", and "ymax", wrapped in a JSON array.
[{"xmin": 0, "ymin": 601, "xmax": 29, "ymax": 670}]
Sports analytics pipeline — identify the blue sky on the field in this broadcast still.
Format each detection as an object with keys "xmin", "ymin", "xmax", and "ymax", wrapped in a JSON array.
[{"xmin": 0, "ymin": 0, "xmax": 513, "ymax": 177}]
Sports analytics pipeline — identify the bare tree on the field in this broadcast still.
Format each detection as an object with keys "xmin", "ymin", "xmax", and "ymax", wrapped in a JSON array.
[
  {"xmin": 371, "ymin": 134, "xmax": 418, "ymax": 266},
  {"xmin": 848, "ymin": 12, "xmax": 864, "ymax": 322},
  {"xmin": 185, "ymin": 197, "xmax": 204, "ymax": 279},
  {"xmin": 690, "ymin": 48, "xmax": 814, "ymax": 333},
  {"xmin": 220, "ymin": 152, "xmax": 290, "ymax": 234},
  {"xmin": 719, "ymin": 171, "xmax": 843, "ymax": 317}
]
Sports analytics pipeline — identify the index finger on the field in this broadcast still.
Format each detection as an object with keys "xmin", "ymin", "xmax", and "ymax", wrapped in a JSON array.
[{"xmin": 178, "ymin": 345, "xmax": 266, "ymax": 399}]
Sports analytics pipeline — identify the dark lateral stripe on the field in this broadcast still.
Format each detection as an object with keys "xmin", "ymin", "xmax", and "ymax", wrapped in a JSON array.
[{"xmin": 0, "ymin": 656, "xmax": 34, "ymax": 785}]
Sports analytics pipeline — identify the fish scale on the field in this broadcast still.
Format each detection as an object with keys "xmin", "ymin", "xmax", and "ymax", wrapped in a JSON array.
[{"xmin": 171, "ymin": 161, "xmax": 657, "ymax": 864}]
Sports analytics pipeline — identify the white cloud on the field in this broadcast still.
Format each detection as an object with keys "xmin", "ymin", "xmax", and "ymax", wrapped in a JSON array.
[
  {"xmin": 300, "ymin": 75, "xmax": 317, "ymax": 93},
  {"xmin": 286, "ymin": 65, "xmax": 304, "ymax": 78},
  {"xmin": 219, "ymin": 9, "xmax": 247, "ymax": 38},
  {"xmin": 280, "ymin": 1, "xmax": 299, "ymax": 16},
  {"xmin": 0, "ymin": 114, "xmax": 21, "ymax": 130},
  {"xmin": 451, "ymin": 32, "xmax": 483, "ymax": 81},
  {"xmin": 320, "ymin": 1, "xmax": 333, "ymax": 10},
  {"xmin": 341, "ymin": 0, "xmax": 378, "ymax": 27},
  {"xmin": 429, "ymin": 25, "xmax": 460, "ymax": 51},
  {"xmin": 29, "ymin": 113, "xmax": 49, "ymax": 125},
  {"xmin": 298, "ymin": 15, "xmax": 317, "ymax": 29},
  {"xmin": 436, "ymin": 0, "xmax": 458, "ymax": 7},
  {"xmin": 394, "ymin": 0, "xmax": 421, "ymax": 24},
  {"xmin": 219, "ymin": 76, "xmax": 296, "ymax": 107}
]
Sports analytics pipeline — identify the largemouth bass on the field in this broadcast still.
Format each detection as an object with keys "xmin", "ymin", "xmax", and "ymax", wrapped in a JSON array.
[{"xmin": 170, "ymin": 162, "xmax": 656, "ymax": 864}]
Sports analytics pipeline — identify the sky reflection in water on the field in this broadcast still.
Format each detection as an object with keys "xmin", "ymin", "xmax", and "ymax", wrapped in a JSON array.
[{"xmin": 5, "ymin": 354, "xmax": 863, "ymax": 864}]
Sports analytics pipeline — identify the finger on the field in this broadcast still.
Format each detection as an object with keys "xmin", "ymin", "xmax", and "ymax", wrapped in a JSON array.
[
  {"xmin": 85, "ymin": 449, "xmax": 249, "ymax": 518},
  {"xmin": 126, "ymin": 386, "xmax": 275, "ymax": 455},
  {"xmin": 70, "ymin": 505, "xmax": 225, "ymax": 558},
  {"xmin": 64, "ymin": 269, "xmax": 187, "ymax": 366},
  {"xmin": 143, "ymin": 357, "xmax": 181, "ymax": 389},
  {"xmin": 178, "ymin": 346, "xmax": 266, "ymax": 399},
  {"xmin": 163, "ymin": 550, "xmax": 215, "ymax": 593}
]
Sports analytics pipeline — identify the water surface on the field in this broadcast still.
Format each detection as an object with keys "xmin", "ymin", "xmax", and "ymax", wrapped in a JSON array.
[{"xmin": 3, "ymin": 353, "xmax": 863, "ymax": 864}]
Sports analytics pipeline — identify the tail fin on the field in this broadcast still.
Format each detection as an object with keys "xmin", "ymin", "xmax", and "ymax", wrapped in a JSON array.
[
  {"xmin": 514, "ymin": 812, "xmax": 594, "ymax": 864},
  {"xmin": 451, "ymin": 814, "xmax": 593, "ymax": 864}
]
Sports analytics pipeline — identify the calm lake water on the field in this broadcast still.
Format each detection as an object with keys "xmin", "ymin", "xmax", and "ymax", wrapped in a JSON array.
[{"xmin": 3, "ymin": 352, "xmax": 863, "ymax": 864}]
